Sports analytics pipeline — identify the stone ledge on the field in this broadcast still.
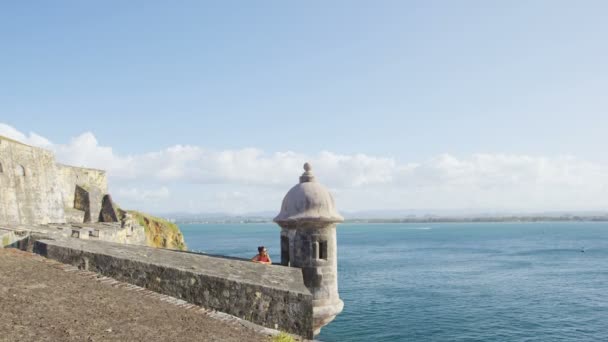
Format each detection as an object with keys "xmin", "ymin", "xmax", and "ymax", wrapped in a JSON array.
[
  {"xmin": 33, "ymin": 238, "xmax": 314, "ymax": 338},
  {"xmin": 0, "ymin": 248, "xmax": 273, "ymax": 342}
]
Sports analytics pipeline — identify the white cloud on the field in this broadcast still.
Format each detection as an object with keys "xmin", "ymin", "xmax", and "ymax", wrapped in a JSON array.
[
  {"xmin": 2, "ymin": 122, "xmax": 608, "ymax": 213},
  {"xmin": 116, "ymin": 187, "xmax": 170, "ymax": 202}
]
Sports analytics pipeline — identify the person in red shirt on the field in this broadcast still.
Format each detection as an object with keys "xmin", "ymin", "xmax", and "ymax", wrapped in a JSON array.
[{"xmin": 251, "ymin": 246, "xmax": 272, "ymax": 264}]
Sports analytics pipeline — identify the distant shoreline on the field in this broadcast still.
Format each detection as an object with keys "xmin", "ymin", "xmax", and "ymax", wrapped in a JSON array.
[
  {"xmin": 345, "ymin": 217, "xmax": 608, "ymax": 223},
  {"xmin": 172, "ymin": 216, "xmax": 608, "ymax": 225}
]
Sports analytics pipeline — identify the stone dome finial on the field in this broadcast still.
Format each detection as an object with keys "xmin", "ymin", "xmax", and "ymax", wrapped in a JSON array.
[
  {"xmin": 274, "ymin": 163, "xmax": 343, "ymax": 223},
  {"xmin": 299, "ymin": 162, "xmax": 315, "ymax": 183}
]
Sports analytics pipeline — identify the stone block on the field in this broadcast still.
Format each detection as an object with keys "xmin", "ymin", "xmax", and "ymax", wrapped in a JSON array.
[{"xmin": 65, "ymin": 208, "xmax": 85, "ymax": 224}]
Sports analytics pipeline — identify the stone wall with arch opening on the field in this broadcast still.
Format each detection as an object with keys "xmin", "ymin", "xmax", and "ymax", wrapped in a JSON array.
[{"xmin": 0, "ymin": 135, "xmax": 110, "ymax": 225}]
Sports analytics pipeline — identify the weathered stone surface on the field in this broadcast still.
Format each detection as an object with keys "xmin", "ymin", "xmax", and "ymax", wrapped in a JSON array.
[
  {"xmin": 0, "ymin": 248, "xmax": 271, "ymax": 342},
  {"xmin": 0, "ymin": 136, "xmax": 66, "ymax": 224},
  {"xmin": 275, "ymin": 163, "xmax": 344, "ymax": 335},
  {"xmin": 0, "ymin": 136, "xmax": 108, "ymax": 225},
  {"xmin": 0, "ymin": 136, "xmax": 187, "ymax": 253},
  {"xmin": 0, "ymin": 221, "xmax": 147, "ymax": 249},
  {"xmin": 0, "ymin": 227, "xmax": 28, "ymax": 247},
  {"xmin": 57, "ymin": 163, "xmax": 106, "ymax": 223},
  {"xmin": 64, "ymin": 208, "xmax": 86, "ymax": 224},
  {"xmin": 275, "ymin": 163, "xmax": 344, "ymax": 223},
  {"xmin": 33, "ymin": 238, "xmax": 315, "ymax": 338},
  {"xmin": 99, "ymin": 194, "xmax": 119, "ymax": 222}
]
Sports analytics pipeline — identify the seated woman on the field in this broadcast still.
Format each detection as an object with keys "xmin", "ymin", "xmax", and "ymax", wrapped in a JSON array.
[{"xmin": 251, "ymin": 246, "xmax": 272, "ymax": 264}]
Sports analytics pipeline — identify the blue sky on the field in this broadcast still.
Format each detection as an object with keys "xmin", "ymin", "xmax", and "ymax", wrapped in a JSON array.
[{"xmin": 1, "ymin": 1, "xmax": 607, "ymax": 214}]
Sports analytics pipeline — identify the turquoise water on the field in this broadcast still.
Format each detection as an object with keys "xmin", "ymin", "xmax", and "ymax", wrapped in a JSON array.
[{"xmin": 180, "ymin": 222, "xmax": 608, "ymax": 341}]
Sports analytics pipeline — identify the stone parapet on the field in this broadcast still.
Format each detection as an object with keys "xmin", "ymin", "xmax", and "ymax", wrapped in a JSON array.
[
  {"xmin": 0, "ymin": 221, "xmax": 147, "ymax": 249},
  {"xmin": 33, "ymin": 238, "xmax": 315, "ymax": 339}
]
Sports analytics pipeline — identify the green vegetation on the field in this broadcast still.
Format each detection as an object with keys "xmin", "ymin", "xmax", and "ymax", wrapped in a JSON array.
[
  {"xmin": 270, "ymin": 332, "xmax": 297, "ymax": 342},
  {"xmin": 100, "ymin": 199, "xmax": 187, "ymax": 251},
  {"xmin": 127, "ymin": 210, "xmax": 187, "ymax": 250},
  {"xmin": 128, "ymin": 210, "xmax": 180, "ymax": 233}
]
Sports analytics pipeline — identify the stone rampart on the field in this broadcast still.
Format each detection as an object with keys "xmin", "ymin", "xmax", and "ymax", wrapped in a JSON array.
[
  {"xmin": 33, "ymin": 238, "xmax": 315, "ymax": 338},
  {"xmin": 0, "ymin": 136, "xmax": 113, "ymax": 225},
  {"xmin": 0, "ymin": 137, "xmax": 66, "ymax": 225},
  {"xmin": 0, "ymin": 221, "xmax": 147, "ymax": 249}
]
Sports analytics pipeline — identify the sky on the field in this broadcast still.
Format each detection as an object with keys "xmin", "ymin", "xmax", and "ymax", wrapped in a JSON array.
[{"xmin": 1, "ymin": 1, "xmax": 607, "ymax": 215}]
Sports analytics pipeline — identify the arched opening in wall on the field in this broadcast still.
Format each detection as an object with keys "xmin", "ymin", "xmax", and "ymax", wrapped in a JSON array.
[
  {"xmin": 0, "ymin": 162, "xmax": 3, "ymax": 173},
  {"xmin": 16, "ymin": 165, "xmax": 25, "ymax": 176}
]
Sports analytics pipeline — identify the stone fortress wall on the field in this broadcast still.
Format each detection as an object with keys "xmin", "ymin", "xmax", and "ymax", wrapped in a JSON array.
[
  {"xmin": 0, "ymin": 135, "xmax": 145, "ymax": 247},
  {"xmin": 0, "ymin": 137, "xmax": 66, "ymax": 225},
  {"xmin": 56, "ymin": 163, "xmax": 108, "ymax": 223},
  {"xmin": 0, "ymin": 135, "xmax": 110, "ymax": 226}
]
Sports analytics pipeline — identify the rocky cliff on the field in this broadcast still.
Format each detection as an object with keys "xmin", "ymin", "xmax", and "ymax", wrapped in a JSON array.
[{"xmin": 126, "ymin": 211, "xmax": 187, "ymax": 250}]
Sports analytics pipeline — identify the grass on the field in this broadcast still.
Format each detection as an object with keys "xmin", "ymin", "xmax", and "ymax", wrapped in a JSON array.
[
  {"xmin": 270, "ymin": 332, "xmax": 297, "ymax": 342},
  {"xmin": 128, "ymin": 210, "xmax": 181, "ymax": 234},
  {"xmin": 127, "ymin": 210, "xmax": 187, "ymax": 250}
]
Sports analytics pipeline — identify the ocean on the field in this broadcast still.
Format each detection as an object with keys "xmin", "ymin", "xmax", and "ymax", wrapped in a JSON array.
[{"xmin": 180, "ymin": 222, "xmax": 608, "ymax": 341}]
